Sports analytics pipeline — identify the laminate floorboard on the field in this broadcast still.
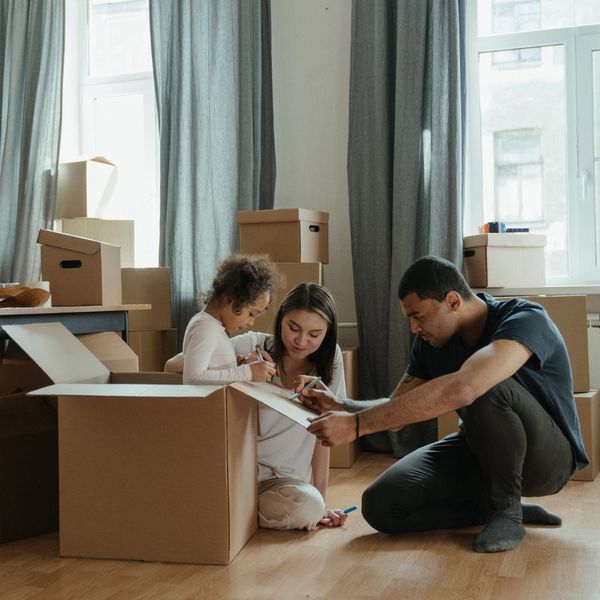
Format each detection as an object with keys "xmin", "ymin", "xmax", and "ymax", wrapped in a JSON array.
[{"xmin": 1, "ymin": 452, "xmax": 599, "ymax": 599}]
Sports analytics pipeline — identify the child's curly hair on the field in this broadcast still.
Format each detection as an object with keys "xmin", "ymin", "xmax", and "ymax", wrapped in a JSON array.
[{"xmin": 200, "ymin": 254, "xmax": 281, "ymax": 314}]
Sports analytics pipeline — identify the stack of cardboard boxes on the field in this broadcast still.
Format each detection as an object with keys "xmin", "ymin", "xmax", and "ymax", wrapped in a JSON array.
[
  {"xmin": 446, "ymin": 233, "xmax": 600, "ymax": 481},
  {"xmin": 47, "ymin": 156, "xmax": 177, "ymax": 371},
  {"xmin": 237, "ymin": 209, "xmax": 360, "ymax": 468}
]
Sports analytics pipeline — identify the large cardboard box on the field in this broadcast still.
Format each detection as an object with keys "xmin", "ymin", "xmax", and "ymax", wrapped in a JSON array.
[
  {"xmin": 330, "ymin": 348, "xmax": 360, "ymax": 468},
  {"xmin": 56, "ymin": 156, "xmax": 117, "ymax": 218},
  {"xmin": 127, "ymin": 329, "xmax": 178, "ymax": 372},
  {"xmin": 38, "ymin": 229, "xmax": 122, "ymax": 306},
  {"xmin": 121, "ymin": 268, "xmax": 172, "ymax": 331},
  {"xmin": 498, "ymin": 295, "xmax": 589, "ymax": 393},
  {"xmin": 572, "ymin": 390, "xmax": 600, "ymax": 481},
  {"xmin": 0, "ymin": 362, "xmax": 58, "ymax": 542},
  {"xmin": 56, "ymin": 218, "xmax": 134, "ymax": 268},
  {"xmin": 253, "ymin": 262, "xmax": 323, "ymax": 334},
  {"xmin": 463, "ymin": 233, "xmax": 546, "ymax": 288},
  {"xmin": 7, "ymin": 323, "xmax": 317, "ymax": 564},
  {"xmin": 238, "ymin": 209, "xmax": 329, "ymax": 264}
]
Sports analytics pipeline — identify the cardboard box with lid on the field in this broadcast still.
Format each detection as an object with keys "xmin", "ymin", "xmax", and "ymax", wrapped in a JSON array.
[
  {"xmin": 37, "ymin": 229, "xmax": 121, "ymax": 306},
  {"xmin": 8, "ymin": 323, "xmax": 318, "ymax": 565},
  {"xmin": 463, "ymin": 233, "xmax": 546, "ymax": 288},
  {"xmin": 237, "ymin": 208, "xmax": 329, "ymax": 264}
]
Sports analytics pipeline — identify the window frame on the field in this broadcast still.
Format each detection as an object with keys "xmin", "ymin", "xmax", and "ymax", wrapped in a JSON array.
[
  {"xmin": 73, "ymin": 0, "xmax": 160, "ymax": 267},
  {"xmin": 466, "ymin": 1, "xmax": 600, "ymax": 283}
]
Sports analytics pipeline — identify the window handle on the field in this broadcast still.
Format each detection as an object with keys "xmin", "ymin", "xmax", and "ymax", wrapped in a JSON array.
[{"xmin": 580, "ymin": 172, "xmax": 588, "ymax": 202}]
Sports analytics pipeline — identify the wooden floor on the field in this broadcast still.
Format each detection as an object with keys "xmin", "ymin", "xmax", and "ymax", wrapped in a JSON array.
[{"xmin": 2, "ymin": 452, "xmax": 600, "ymax": 600}]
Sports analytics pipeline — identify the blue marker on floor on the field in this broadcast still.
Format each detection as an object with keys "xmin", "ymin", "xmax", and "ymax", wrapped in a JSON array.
[{"xmin": 342, "ymin": 504, "xmax": 358, "ymax": 515}]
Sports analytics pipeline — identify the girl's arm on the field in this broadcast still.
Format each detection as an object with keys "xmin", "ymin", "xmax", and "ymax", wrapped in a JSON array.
[{"xmin": 183, "ymin": 321, "xmax": 252, "ymax": 384}]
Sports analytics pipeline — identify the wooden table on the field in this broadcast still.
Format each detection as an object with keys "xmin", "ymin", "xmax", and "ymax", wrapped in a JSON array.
[{"xmin": 0, "ymin": 304, "xmax": 151, "ymax": 352}]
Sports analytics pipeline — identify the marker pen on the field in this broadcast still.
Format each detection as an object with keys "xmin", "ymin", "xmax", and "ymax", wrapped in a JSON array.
[
  {"xmin": 342, "ymin": 505, "xmax": 358, "ymax": 515},
  {"xmin": 255, "ymin": 345, "xmax": 264, "ymax": 362},
  {"xmin": 290, "ymin": 376, "xmax": 321, "ymax": 401}
]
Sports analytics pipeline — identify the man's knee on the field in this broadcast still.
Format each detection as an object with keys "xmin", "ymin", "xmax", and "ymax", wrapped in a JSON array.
[{"xmin": 361, "ymin": 479, "xmax": 408, "ymax": 534}]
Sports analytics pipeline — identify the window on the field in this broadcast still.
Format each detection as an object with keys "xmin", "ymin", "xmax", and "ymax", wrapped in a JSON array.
[
  {"xmin": 467, "ymin": 1, "xmax": 600, "ymax": 282},
  {"xmin": 494, "ymin": 130, "xmax": 543, "ymax": 223},
  {"xmin": 61, "ymin": 0, "xmax": 159, "ymax": 267}
]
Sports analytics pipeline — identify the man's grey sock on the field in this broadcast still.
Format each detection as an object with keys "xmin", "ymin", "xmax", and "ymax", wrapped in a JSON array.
[
  {"xmin": 522, "ymin": 503, "xmax": 562, "ymax": 526},
  {"xmin": 472, "ymin": 513, "xmax": 526, "ymax": 553}
]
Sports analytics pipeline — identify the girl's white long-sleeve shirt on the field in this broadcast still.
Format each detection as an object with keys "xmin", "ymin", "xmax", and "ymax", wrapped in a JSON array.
[{"xmin": 181, "ymin": 310, "xmax": 252, "ymax": 384}]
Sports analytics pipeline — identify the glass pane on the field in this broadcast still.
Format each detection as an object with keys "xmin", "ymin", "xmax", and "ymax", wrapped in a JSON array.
[
  {"xmin": 478, "ymin": 0, "xmax": 600, "ymax": 36},
  {"xmin": 92, "ymin": 93, "xmax": 159, "ymax": 265},
  {"xmin": 88, "ymin": 0, "xmax": 152, "ymax": 77},
  {"xmin": 479, "ymin": 45, "xmax": 568, "ymax": 277}
]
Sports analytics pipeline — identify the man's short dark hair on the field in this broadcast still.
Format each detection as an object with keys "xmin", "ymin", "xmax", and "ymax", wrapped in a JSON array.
[{"xmin": 398, "ymin": 256, "xmax": 473, "ymax": 302}]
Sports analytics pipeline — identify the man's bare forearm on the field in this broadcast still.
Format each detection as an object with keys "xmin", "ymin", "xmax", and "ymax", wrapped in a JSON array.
[
  {"xmin": 358, "ymin": 372, "xmax": 470, "ymax": 436},
  {"xmin": 340, "ymin": 372, "xmax": 421, "ymax": 413},
  {"xmin": 341, "ymin": 397, "xmax": 389, "ymax": 412}
]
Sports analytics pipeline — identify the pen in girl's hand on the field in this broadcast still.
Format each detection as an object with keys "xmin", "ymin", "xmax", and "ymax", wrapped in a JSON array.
[
  {"xmin": 255, "ymin": 345, "xmax": 264, "ymax": 362},
  {"xmin": 290, "ymin": 376, "xmax": 321, "ymax": 401},
  {"xmin": 342, "ymin": 505, "xmax": 358, "ymax": 515}
]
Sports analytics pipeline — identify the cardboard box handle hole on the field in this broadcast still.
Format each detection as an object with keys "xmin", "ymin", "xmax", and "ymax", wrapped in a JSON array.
[{"xmin": 60, "ymin": 260, "xmax": 82, "ymax": 269}]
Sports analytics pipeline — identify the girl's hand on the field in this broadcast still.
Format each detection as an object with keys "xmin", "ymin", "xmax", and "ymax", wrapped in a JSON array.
[
  {"xmin": 319, "ymin": 507, "xmax": 348, "ymax": 528},
  {"xmin": 249, "ymin": 360, "xmax": 277, "ymax": 382},
  {"xmin": 238, "ymin": 348, "xmax": 275, "ymax": 365}
]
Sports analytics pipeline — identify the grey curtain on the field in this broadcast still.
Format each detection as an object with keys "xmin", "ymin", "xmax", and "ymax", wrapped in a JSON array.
[
  {"xmin": 348, "ymin": 0, "xmax": 466, "ymax": 456},
  {"xmin": 149, "ymin": 0, "xmax": 275, "ymax": 346},
  {"xmin": 0, "ymin": 0, "xmax": 64, "ymax": 283}
]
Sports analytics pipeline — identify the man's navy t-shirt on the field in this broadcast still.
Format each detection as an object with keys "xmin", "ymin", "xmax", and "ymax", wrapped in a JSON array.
[{"xmin": 406, "ymin": 293, "xmax": 588, "ymax": 469}]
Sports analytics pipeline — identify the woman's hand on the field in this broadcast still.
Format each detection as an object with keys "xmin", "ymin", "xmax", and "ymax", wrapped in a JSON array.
[
  {"xmin": 249, "ymin": 360, "xmax": 277, "ymax": 382},
  {"xmin": 319, "ymin": 507, "xmax": 348, "ymax": 527},
  {"xmin": 293, "ymin": 374, "xmax": 344, "ymax": 413}
]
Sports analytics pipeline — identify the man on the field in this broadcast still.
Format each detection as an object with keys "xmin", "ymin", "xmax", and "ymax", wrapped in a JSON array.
[{"xmin": 300, "ymin": 256, "xmax": 587, "ymax": 553}]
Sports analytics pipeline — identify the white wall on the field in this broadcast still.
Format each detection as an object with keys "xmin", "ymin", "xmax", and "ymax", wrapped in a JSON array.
[{"xmin": 271, "ymin": 0, "xmax": 356, "ymax": 341}]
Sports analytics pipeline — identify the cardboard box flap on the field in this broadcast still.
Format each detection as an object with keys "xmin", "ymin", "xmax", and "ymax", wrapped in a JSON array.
[
  {"xmin": 3, "ymin": 323, "xmax": 109, "ymax": 384},
  {"xmin": 29, "ymin": 383, "xmax": 221, "ymax": 398},
  {"xmin": 230, "ymin": 381, "xmax": 317, "ymax": 427},
  {"xmin": 464, "ymin": 233, "xmax": 547, "ymax": 249},
  {"xmin": 37, "ymin": 228, "xmax": 117, "ymax": 255},
  {"xmin": 237, "ymin": 208, "xmax": 329, "ymax": 225}
]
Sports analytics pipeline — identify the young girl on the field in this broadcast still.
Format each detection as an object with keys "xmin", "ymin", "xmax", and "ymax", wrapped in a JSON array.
[
  {"xmin": 179, "ymin": 254, "xmax": 278, "ymax": 384},
  {"xmin": 166, "ymin": 282, "xmax": 348, "ymax": 530}
]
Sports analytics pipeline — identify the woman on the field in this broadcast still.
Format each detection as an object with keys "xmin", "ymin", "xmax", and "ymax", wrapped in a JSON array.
[{"xmin": 166, "ymin": 282, "xmax": 347, "ymax": 530}]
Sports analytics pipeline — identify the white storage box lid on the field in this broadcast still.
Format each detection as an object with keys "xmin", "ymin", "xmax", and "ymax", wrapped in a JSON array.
[{"xmin": 464, "ymin": 233, "xmax": 546, "ymax": 248}]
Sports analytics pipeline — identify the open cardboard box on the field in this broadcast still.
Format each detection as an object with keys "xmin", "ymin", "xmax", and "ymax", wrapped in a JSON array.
[
  {"xmin": 5, "ymin": 323, "xmax": 317, "ymax": 565},
  {"xmin": 56, "ymin": 156, "xmax": 117, "ymax": 219}
]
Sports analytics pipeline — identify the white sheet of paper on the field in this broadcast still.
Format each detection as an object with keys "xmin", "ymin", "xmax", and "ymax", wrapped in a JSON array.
[{"xmin": 230, "ymin": 381, "xmax": 318, "ymax": 428}]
